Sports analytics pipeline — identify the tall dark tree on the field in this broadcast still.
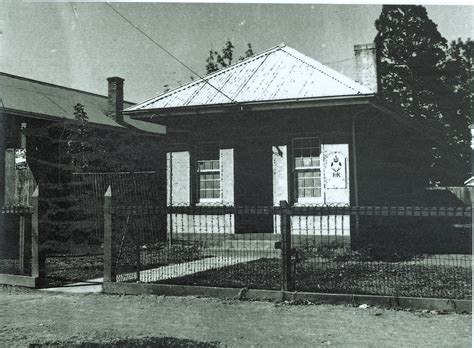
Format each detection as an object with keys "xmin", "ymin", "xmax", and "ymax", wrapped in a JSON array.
[
  {"xmin": 66, "ymin": 103, "xmax": 92, "ymax": 172},
  {"xmin": 374, "ymin": 5, "xmax": 470, "ymax": 185},
  {"xmin": 66, "ymin": 103, "xmax": 109, "ymax": 173},
  {"xmin": 438, "ymin": 38, "xmax": 472, "ymax": 182},
  {"xmin": 206, "ymin": 41, "xmax": 254, "ymax": 74}
]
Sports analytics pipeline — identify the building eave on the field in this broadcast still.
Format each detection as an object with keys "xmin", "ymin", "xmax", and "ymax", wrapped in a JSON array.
[
  {"xmin": 3, "ymin": 108, "xmax": 165, "ymax": 136},
  {"xmin": 127, "ymin": 94, "xmax": 377, "ymax": 119}
]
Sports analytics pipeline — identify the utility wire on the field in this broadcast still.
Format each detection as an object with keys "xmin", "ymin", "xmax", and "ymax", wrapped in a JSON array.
[
  {"xmin": 105, "ymin": 3, "xmax": 237, "ymax": 104},
  {"xmin": 322, "ymin": 57, "xmax": 355, "ymax": 65}
]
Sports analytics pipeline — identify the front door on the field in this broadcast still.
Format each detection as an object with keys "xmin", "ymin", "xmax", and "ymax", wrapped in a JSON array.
[{"xmin": 234, "ymin": 141, "xmax": 273, "ymax": 233}]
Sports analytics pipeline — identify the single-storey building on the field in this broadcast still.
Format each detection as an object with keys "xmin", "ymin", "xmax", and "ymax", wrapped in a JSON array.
[
  {"xmin": 123, "ymin": 44, "xmax": 442, "ymax": 240},
  {"xmin": 0, "ymin": 73, "xmax": 167, "ymax": 258},
  {"xmin": 0, "ymin": 73, "xmax": 167, "ymax": 204}
]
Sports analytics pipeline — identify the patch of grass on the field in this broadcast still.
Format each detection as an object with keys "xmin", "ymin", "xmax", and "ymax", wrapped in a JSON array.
[
  {"xmin": 116, "ymin": 243, "xmax": 206, "ymax": 275},
  {"xmin": 295, "ymin": 260, "xmax": 472, "ymax": 299},
  {"xmin": 156, "ymin": 258, "xmax": 472, "ymax": 299},
  {"xmin": 45, "ymin": 243, "xmax": 207, "ymax": 286},
  {"xmin": 157, "ymin": 258, "xmax": 281, "ymax": 290},
  {"xmin": 46, "ymin": 255, "xmax": 104, "ymax": 286},
  {"xmin": 0, "ymin": 259, "xmax": 22, "ymax": 275}
]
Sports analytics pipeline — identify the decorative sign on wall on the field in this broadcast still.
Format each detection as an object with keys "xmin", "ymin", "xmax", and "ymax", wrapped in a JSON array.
[
  {"xmin": 15, "ymin": 149, "xmax": 27, "ymax": 170},
  {"xmin": 324, "ymin": 150, "xmax": 347, "ymax": 189}
]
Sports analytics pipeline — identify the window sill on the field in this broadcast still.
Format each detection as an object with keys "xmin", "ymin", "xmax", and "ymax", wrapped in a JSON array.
[
  {"xmin": 196, "ymin": 200, "xmax": 226, "ymax": 207},
  {"xmin": 293, "ymin": 198, "xmax": 325, "ymax": 206}
]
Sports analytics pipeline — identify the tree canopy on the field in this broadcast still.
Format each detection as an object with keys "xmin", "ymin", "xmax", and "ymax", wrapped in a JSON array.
[
  {"xmin": 375, "ymin": 5, "xmax": 471, "ymax": 185},
  {"xmin": 206, "ymin": 41, "xmax": 254, "ymax": 74}
]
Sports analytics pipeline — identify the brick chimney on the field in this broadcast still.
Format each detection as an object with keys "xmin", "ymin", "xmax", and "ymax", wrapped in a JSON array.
[
  {"xmin": 107, "ymin": 76, "xmax": 124, "ymax": 123},
  {"xmin": 354, "ymin": 43, "xmax": 377, "ymax": 93}
]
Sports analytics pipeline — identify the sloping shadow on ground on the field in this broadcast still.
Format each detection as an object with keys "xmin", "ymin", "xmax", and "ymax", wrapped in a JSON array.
[{"xmin": 29, "ymin": 337, "xmax": 220, "ymax": 348}]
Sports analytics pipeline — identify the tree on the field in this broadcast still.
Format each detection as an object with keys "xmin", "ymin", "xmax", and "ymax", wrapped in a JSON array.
[
  {"xmin": 438, "ymin": 38, "xmax": 472, "ymax": 182},
  {"xmin": 375, "ymin": 5, "xmax": 470, "ymax": 185},
  {"xmin": 66, "ymin": 103, "xmax": 91, "ymax": 172},
  {"xmin": 66, "ymin": 103, "xmax": 111, "ymax": 173},
  {"xmin": 240, "ymin": 43, "xmax": 254, "ymax": 61},
  {"xmin": 206, "ymin": 41, "xmax": 254, "ymax": 74}
]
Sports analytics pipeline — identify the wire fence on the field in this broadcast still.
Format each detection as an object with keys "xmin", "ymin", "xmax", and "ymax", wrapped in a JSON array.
[
  {"xmin": 40, "ymin": 172, "xmax": 162, "ymax": 285},
  {"xmin": 106, "ymin": 202, "xmax": 472, "ymax": 300},
  {"xmin": 0, "ymin": 206, "xmax": 34, "ymax": 276}
]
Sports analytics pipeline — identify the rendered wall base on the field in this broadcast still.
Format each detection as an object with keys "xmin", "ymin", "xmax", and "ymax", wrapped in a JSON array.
[
  {"xmin": 103, "ymin": 282, "xmax": 471, "ymax": 313},
  {"xmin": 167, "ymin": 213, "xmax": 351, "ymax": 238},
  {"xmin": 274, "ymin": 214, "xmax": 351, "ymax": 236},
  {"xmin": 167, "ymin": 214, "xmax": 235, "ymax": 234}
]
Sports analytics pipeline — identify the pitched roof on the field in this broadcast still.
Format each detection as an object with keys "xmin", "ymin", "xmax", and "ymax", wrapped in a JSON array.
[
  {"xmin": 127, "ymin": 45, "xmax": 373, "ymax": 112},
  {"xmin": 0, "ymin": 72, "xmax": 134, "ymax": 128}
]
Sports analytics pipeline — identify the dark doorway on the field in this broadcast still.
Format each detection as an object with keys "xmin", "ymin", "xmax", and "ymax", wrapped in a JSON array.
[{"xmin": 234, "ymin": 141, "xmax": 274, "ymax": 233}]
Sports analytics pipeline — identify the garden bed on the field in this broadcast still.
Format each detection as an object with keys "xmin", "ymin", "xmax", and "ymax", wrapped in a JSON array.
[
  {"xmin": 44, "ymin": 243, "xmax": 207, "ymax": 286},
  {"xmin": 156, "ymin": 257, "xmax": 472, "ymax": 299},
  {"xmin": 45, "ymin": 254, "xmax": 104, "ymax": 286}
]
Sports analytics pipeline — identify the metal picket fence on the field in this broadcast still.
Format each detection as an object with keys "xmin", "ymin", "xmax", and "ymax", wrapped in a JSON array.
[{"xmin": 104, "ymin": 194, "xmax": 472, "ymax": 300}]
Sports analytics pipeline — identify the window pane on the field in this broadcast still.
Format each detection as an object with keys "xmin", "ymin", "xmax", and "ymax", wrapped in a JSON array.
[
  {"xmin": 293, "ymin": 137, "xmax": 321, "ymax": 199},
  {"xmin": 295, "ymin": 169, "xmax": 321, "ymax": 198},
  {"xmin": 199, "ymin": 169, "xmax": 220, "ymax": 201}
]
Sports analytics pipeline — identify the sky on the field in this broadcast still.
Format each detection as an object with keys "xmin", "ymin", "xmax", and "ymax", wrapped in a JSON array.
[{"xmin": 1, "ymin": 2, "xmax": 473, "ymax": 103}]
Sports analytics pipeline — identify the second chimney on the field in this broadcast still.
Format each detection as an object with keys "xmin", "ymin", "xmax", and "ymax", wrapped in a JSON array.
[
  {"xmin": 354, "ymin": 43, "xmax": 377, "ymax": 93},
  {"xmin": 107, "ymin": 76, "xmax": 124, "ymax": 123}
]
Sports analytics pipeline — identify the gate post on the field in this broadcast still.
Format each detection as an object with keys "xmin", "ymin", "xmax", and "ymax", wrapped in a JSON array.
[
  {"xmin": 104, "ymin": 186, "xmax": 115, "ymax": 282},
  {"xmin": 280, "ymin": 200, "xmax": 294, "ymax": 292},
  {"xmin": 19, "ymin": 213, "xmax": 25, "ymax": 275},
  {"xmin": 31, "ymin": 185, "xmax": 42, "ymax": 278}
]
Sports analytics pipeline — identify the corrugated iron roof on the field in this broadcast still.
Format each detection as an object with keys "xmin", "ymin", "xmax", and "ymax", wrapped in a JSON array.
[
  {"xmin": 0, "ymin": 72, "xmax": 134, "ymax": 127},
  {"xmin": 127, "ymin": 45, "xmax": 373, "ymax": 112}
]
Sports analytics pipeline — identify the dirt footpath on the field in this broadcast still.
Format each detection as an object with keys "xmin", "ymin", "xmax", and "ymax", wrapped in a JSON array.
[{"xmin": 0, "ymin": 286, "xmax": 471, "ymax": 347}]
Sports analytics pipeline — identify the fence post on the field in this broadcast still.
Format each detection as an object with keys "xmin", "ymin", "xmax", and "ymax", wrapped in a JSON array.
[
  {"xmin": 104, "ymin": 185, "xmax": 115, "ymax": 282},
  {"xmin": 280, "ymin": 200, "xmax": 293, "ymax": 292},
  {"xmin": 31, "ymin": 185, "xmax": 41, "ymax": 278},
  {"xmin": 18, "ymin": 214, "xmax": 25, "ymax": 275}
]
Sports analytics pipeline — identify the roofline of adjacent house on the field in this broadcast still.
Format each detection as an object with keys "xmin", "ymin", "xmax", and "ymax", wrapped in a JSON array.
[
  {"xmin": 3, "ymin": 108, "xmax": 166, "ymax": 136},
  {"xmin": 0, "ymin": 72, "xmax": 136, "ymax": 106},
  {"xmin": 126, "ymin": 94, "xmax": 377, "ymax": 118}
]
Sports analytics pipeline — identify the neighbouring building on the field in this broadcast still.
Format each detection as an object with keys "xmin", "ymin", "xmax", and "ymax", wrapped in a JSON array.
[
  {"xmin": 123, "ymin": 44, "xmax": 442, "ymax": 241},
  {"xmin": 0, "ymin": 73, "xmax": 167, "ymax": 258},
  {"xmin": 0, "ymin": 72, "xmax": 166, "ymax": 205}
]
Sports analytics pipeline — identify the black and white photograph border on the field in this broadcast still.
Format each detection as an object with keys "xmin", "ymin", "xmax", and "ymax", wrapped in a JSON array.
[{"xmin": 0, "ymin": 0, "xmax": 472, "ymax": 347}]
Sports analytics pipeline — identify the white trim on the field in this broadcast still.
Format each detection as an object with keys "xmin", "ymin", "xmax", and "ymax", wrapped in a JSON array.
[{"xmin": 464, "ymin": 176, "xmax": 474, "ymax": 186}]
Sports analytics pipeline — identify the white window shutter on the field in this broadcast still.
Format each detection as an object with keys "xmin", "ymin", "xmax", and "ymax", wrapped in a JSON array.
[
  {"xmin": 220, "ymin": 149, "xmax": 234, "ymax": 205},
  {"xmin": 322, "ymin": 144, "xmax": 350, "ymax": 205},
  {"xmin": 272, "ymin": 145, "xmax": 288, "ymax": 206},
  {"xmin": 166, "ymin": 151, "xmax": 190, "ymax": 205}
]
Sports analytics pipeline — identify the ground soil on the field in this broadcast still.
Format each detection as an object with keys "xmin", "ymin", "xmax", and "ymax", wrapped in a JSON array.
[
  {"xmin": 157, "ymin": 258, "xmax": 472, "ymax": 299},
  {"xmin": 0, "ymin": 285, "xmax": 471, "ymax": 347}
]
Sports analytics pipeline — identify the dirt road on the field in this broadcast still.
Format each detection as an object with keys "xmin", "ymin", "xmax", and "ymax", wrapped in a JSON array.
[{"xmin": 0, "ymin": 286, "xmax": 471, "ymax": 347}]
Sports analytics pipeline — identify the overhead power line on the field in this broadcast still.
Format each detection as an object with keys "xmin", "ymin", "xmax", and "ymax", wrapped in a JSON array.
[
  {"xmin": 322, "ymin": 57, "xmax": 355, "ymax": 65},
  {"xmin": 104, "ymin": 3, "xmax": 237, "ymax": 104}
]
